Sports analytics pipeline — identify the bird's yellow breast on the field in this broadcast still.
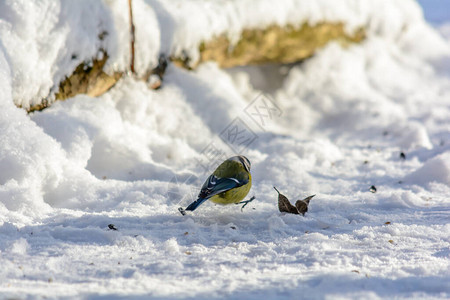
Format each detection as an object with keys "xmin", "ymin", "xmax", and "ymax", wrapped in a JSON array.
[{"xmin": 209, "ymin": 173, "xmax": 252, "ymax": 205}]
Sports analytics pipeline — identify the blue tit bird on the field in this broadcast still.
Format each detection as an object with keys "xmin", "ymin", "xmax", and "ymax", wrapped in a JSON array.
[{"xmin": 179, "ymin": 155, "xmax": 254, "ymax": 215}]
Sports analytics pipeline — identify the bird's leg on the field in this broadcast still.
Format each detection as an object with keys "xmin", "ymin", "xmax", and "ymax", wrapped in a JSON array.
[
  {"xmin": 178, "ymin": 207, "xmax": 187, "ymax": 216},
  {"xmin": 236, "ymin": 196, "xmax": 256, "ymax": 211}
]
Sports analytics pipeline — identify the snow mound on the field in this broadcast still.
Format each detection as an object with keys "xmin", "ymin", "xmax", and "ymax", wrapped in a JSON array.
[{"xmin": 405, "ymin": 152, "xmax": 450, "ymax": 186}]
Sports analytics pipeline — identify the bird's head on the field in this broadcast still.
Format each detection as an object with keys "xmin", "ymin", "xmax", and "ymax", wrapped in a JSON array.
[{"xmin": 228, "ymin": 155, "xmax": 251, "ymax": 173}]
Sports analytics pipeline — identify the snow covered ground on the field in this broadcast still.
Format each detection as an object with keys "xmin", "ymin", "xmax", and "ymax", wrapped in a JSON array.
[{"xmin": 0, "ymin": 0, "xmax": 450, "ymax": 299}]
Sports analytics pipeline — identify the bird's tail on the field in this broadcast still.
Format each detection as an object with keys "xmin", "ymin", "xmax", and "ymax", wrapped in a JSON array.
[{"xmin": 185, "ymin": 198, "xmax": 208, "ymax": 212}]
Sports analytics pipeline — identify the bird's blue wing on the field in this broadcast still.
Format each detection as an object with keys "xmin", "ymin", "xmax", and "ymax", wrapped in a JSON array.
[
  {"xmin": 184, "ymin": 175, "xmax": 248, "ymax": 211},
  {"xmin": 198, "ymin": 174, "xmax": 248, "ymax": 199}
]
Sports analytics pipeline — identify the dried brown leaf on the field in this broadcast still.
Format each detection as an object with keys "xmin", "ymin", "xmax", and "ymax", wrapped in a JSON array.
[
  {"xmin": 274, "ymin": 187, "xmax": 298, "ymax": 214},
  {"xmin": 295, "ymin": 195, "xmax": 315, "ymax": 215}
]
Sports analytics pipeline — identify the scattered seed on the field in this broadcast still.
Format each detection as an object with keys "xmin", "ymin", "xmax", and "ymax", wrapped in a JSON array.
[
  {"xmin": 184, "ymin": 232, "xmax": 189, "ymax": 235},
  {"xmin": 351, "ymin": 270, "xmax": 360, "ymax": 274},
  {"xmin": 108, "ymin": 224, "xmax": 118, "ymax": 231},
  {"xmin": 388, "ymin": 240, "xmax": 394, "ymax": 244},
  {"xmin": 369, "ymin": 186, "xmax": 377, "ymax": 193},
  {"xmin": 384, "ymin": 222, "xmax": 391, "ymax": 225},
  {"xmin": 98, "ymin": 31, "xmax": 108, "ymax": 41},
  {"xmin": 400, "ymin": 152, "xmax": 406, "ymax": 160},
  {"xmin": 230, "ymin": 226, "xmax": 236, "ymax": 230},
  {"xmin": 185, "ymin": 251, "xmax": 192, "ymax": 255}
]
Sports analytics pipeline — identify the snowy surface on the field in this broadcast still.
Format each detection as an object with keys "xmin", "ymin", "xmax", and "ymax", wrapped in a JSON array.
[{"xmin": 1, "ymin": 0, "xmax": 450, "ymax": 299}]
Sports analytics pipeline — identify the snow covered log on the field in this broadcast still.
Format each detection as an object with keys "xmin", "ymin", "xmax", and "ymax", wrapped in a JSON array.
[
  {"xmin": 1, "ymin": 0, "xmax": 438, "ymax": 112},
  {"xmin": 31, "ymin": 22, "xmax": 363, "ymax": 112}
]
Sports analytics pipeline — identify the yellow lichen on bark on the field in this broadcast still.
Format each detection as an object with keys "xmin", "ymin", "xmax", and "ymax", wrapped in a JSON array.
[
  {"xmin": 28, "ymin": 52, "xmax": 121, "ymax": 112},
  {"xmin": 174, "ymin": 22, "xmax": 365, "ymax": 68}
]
